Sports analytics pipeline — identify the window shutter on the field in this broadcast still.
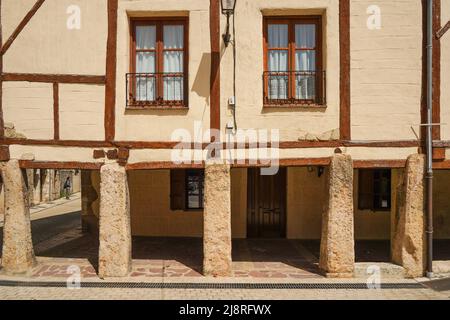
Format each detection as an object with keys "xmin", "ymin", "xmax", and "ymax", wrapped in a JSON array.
[
  {"xmin": 358, "ymin": 170, "xmax": 374, "ymax": 210},
  {"xmin": 170, "ymin": 169, "xmax": 186, "ymax": 210}
]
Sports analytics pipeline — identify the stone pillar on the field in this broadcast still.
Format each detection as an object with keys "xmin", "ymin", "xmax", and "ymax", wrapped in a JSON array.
[
  {"xmin": 25, "ymin": 169, "xmax": 34, "ymax": 207},
  {"xmin": 98, "ymin": 163, "xmax": 131, "ymax": 278},
  {"xmin": 392, "ymin": 154, "xmax": 426, "ymax": 278},
  {"xmin": 1, "ymin": 160, "xmax": 36, "ymax": 273},
  {"xmin": 41, "ymin": 169, "xmax": 51, "ymax": 202},
  {"xmin": 81, "ymin": 170, "xmax": 99, "ymax": 233},
  {"xmin": 203, "ymin": 163, "xmax": 232, "ymax": 277},
  {"xmin": 52, "ymin": 170, "xmax": 61, "ymax": 200},
  {"xmin": 32, "ymin": 169, "xmax": 41, "ymax": 205},
  {"xmin": 319, "ymin": 153, "xmax": 355, "ymax": 278}
]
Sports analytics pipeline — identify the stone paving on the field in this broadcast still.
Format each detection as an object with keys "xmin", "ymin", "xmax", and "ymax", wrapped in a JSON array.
[{"xmin": 1, "ymin": 195, "xmax": 450, "ymax": 300}]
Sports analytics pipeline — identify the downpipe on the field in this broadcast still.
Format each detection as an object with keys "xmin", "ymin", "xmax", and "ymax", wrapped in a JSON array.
[{"xmin": 425, "ymin": 0, "xmax": 434, "ymax": 279}]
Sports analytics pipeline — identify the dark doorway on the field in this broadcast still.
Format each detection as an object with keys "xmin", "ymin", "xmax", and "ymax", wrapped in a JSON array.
[{"xmin": 247, "ymin": 168, "xmax": 287, "ymax": 238}]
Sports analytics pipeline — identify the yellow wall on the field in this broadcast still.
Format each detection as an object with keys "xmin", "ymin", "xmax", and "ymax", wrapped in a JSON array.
[
  {"xmin": 433, "ymin": 170, "xmax": 450, "ymax": 239},
  {"xmin": 287, "ymin": 167, "xmax": 326, "ymax": 239},
  {"xmin": 353, "ymin": 169, "xmax": 395, "ymax": 240},
  {"xmin": 127, "ymin": 169, "xmax": 246, "ymax": 238},
  {"xmin": 2, "ymin": 0, "xmax": 107, "ymax": 75},
  {"xmin": 114, "ymin": 0, "xmax": 211, "ymax": 142},
  {"xmin": 350, "ymin": 0, "xmax": 422, "ymax": 140},
  {"xmin": 220, "ymin": 0, "xmax": 340, "ymax": 141}
]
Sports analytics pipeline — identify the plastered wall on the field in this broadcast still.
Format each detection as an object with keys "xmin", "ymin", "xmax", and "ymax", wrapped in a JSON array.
[
  {"xmin": 114, "ymin": 0, "xmax": 211, "ymax": 142},
  {"xmin": 350, "ymin": 0, "xmax": 422, "ymax": 141},
  {"xmin": 127, "ymin": 169, "xmax": 246, "ymax": 238},
  {"xmin": 220, "ymin": 0, "xmax": 340, "ymax": 141}
]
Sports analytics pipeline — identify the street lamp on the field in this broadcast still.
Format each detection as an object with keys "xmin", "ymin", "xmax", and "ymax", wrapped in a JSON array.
[{"xmin": 220, "ymin": 0, "xmax": 237, "ymax": 47}]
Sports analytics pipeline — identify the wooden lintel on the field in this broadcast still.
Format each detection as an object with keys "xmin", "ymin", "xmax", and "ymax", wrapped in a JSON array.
[{"xmin": 19, "ymin": 161, "xmax": 103, "ymax": 170}]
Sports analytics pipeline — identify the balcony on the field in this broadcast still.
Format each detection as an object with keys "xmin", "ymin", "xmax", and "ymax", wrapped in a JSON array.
[
  {"xmin": 126, "ymin": 73, "xmax": 186, "ymax": 109},
  {"xmin": 263, "ymin": 70, "xmax": 326, "ymax": 107}
]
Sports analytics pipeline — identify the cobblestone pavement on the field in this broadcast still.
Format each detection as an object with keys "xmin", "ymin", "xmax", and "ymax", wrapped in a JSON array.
[
  {"xmin": 0, "ymin": 284, "xmax": 448, "ymax": 300},
  {"xmin": 0, "ymin": 195, "xmax": 449, "ymax": 300}
]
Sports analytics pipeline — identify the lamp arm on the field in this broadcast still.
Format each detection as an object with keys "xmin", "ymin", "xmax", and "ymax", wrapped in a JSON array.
[{"xmin": 223, "ymin": 12, "xmax": 231, "ymax": 47}]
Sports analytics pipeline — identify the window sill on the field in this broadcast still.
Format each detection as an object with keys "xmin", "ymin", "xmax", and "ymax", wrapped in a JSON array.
[
  {"xmin": 263, "ymin": 104, "xmax": 327, "ymax": 110},
  {"xmin": 126, "ymin": 105, "xmax": 188, "ymax": 111}
]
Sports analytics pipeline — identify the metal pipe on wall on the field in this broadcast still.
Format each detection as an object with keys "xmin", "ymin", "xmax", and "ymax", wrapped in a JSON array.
[{"xmin": 425, "ymin": 0, "xmax": 434, "ymax": 278}]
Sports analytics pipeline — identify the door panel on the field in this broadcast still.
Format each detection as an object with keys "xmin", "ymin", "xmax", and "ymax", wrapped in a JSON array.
[{"xmin": 247, "ymin": 168, "xmax": 287, "ymax": 238}]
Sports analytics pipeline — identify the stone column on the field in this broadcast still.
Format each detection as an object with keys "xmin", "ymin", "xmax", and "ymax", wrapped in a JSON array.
[
  {"xmin": 25, "ymin": 169, "xmax": 34, "ymax": 207},
  {"xmin": 203, "ymin": 163, "xmax": 232, "ymax": 277},
  {"xmin": 53, "ymin": 170, "xmax": 61, "ymax": 200},
  {"xmin": 392, "ymin": 154, "xmax": 426, "ymax": 278},
  {"xmin": 32, "ymin": 169, "xmax": 41, "ymax": 205},
  {"xmin": 41, "ymin": 169, "xmax": 51, "ymax": 202},
  {"xmin": 1, "ymin": 160, "xmax": 36, "ymax": 273},
  {"xmin": 319, "ymin": 153, "xmax": 355, "ymax": 278},
  {"xmin": 98, "ymin": 163, "xmax": 131, "ymax": 278}
]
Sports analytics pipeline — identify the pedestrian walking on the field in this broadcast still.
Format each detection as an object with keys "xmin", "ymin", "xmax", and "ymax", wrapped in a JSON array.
[{"xmin": 64, "ymin": 177, "xmax": 71, "ymax": 200}]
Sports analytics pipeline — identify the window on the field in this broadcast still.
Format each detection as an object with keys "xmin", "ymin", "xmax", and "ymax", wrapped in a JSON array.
[
  {"xmin": 263, "ymin": 16, "xmax": 324, "ymax": 106},
  {"xmin": 186, "ymin": 170, "xmax": 204, "ymax": 210},
  {"xmin": 170, "ymin": 169, "xmax": 204, "ymax": 210},
  {"xmin": 358, "ymin": 170, "xmax": 391, "ymax": 211},
  {"xmin": 128, "ymin": 18, "xmax": 188, "ymax": 108}
]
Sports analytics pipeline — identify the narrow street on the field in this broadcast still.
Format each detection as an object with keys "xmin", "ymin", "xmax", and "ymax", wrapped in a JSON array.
[{"xmin": 0, "ymin": 194, "xmax": 82, "ymax": 256}]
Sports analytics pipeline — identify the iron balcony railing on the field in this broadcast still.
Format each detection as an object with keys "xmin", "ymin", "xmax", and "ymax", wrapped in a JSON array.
[
  {"xmin": 126, "ymin": 73, "xmax": 186, "ymax": 108},
  {"xmin": 263, "ymin": 70, "xmax": 326, "ymax": 106}
]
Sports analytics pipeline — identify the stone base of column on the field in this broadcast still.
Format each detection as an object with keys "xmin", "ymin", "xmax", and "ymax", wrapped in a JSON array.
[
  {"xmin": 392, "ymin": 154, "xmax": 426, "ymax": 278},
  {"xmin": 203, "ymin": 164, "xmax": 232, "ymax": 277},
  {"xmin": 1, "ymin": 160, "xmax": 36, "ymax": 274},
  {"xmin": 98, "ymin": 163, "xmax": 131, "ymax": 278},
  {"xmin": 319, "ymin": 154, "xmax": 355, "ymax": 278}
]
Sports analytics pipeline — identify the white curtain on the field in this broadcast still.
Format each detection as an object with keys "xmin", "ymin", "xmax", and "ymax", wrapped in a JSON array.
[
  {"xmin": 136, "ymin": 26, "xmax": 156, "ymax": 101},
  {"xmin": 268, "ymin": 24, "xmax": 288, "ymax": 99},
  {"xmin": 295, "ymin": 24, "xmax": 316, "ymax": 100},
  {"xmin": 164, "ymin": 25, "xmax": 184, "ymax": 101}
]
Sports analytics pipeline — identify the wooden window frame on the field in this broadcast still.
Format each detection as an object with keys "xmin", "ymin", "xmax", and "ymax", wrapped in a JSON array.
[
  {"xmin": 263, "ymin": 16, "xmax": 324, "ymax": 108},
  {"xmin": 185, "ymin": 169, "xmax": 204, "ymax": 210},
  {"xmin": 358, "ymin": 169, "xmax": 392, "ymax": 212},
  {"xmin": 128, "ymin": 17, "xmax": 189, "ymax": 109}
]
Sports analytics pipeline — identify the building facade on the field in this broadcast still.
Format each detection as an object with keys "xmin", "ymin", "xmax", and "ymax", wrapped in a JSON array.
[{"xmin": 0, "ymin": 0, "xmax": 449, "ymax": 278}]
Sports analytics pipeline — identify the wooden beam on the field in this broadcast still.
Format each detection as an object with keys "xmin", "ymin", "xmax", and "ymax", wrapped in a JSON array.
[
  {"xmin": 1, "ymin": 138, "xmax": 112, "ymax": 148},
  {"xmin": 0, "ymin": 0, "xmax": 46, "ymax": 55},
  {"xmin": 0, "ymin": 138, "xmax": 422, "ymax": 150},
  {"xmin": 19, "ymin": 160, "xmax": 103, "ymax": 170},
  {"xmin": 53, "ymin": 83, "xmax": 59, "ymax": 140},
  {"xmin": 432, "ymin": 0, "xmax": 441, "ymax": 140},
  {"xmin": 1, "ymin": 73, "xmax": 105, "ymax": 84},
  {"xmin": 421, "ymin": 0, "xmax": 441, "ymax": 141},
  {"xmin": 0, "ymin": 145, "xmax": 9, "ymax": 161},
  {"xmin": 436, "ymin": 20, "xmax": 450, "ymax": 39},
  {"xmin": 209, "ymin": 0, "xmax": 221, "ymax": 141},
  {"xmin": 0, "ymin": 0, "xmax": 4, "ymax": 139},
  {"xmin": 353, "ymin": 160, "xmax": 407, "ymax": 169},
  {"xmin": 104, "ymin": 0, "xmax": 118, "ymax": 142},
  {"xmin": 339, "ymin": 0, "xmax": 351, "ymax": 140}
]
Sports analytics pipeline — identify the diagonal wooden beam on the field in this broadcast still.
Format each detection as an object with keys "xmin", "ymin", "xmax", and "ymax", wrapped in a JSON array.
[
  {"xmin": 436, "ymin": 20, "xmax": 450, "ymax": 39},
  {"xmin": 0, "ymin": 0, "xmax": 46, "ymax": 56}
]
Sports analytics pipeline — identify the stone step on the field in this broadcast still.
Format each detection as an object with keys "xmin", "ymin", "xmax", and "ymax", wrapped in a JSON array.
[{"xmin": 354, "ymin": 262, "xmax": 406, "ymax": 279}]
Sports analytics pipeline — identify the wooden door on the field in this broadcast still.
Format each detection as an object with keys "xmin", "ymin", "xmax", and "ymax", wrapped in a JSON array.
[{"xmin": 247, "ymin": 168, "xmax": 287, "ymax": 238}]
